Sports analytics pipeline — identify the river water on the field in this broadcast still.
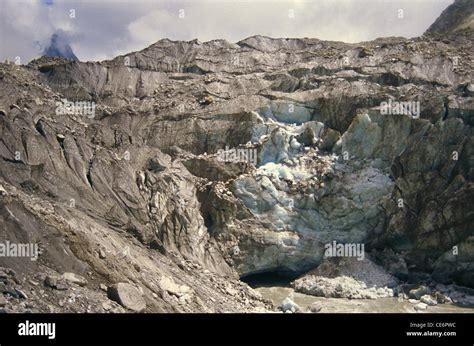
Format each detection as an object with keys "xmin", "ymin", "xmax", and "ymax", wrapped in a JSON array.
[
  {"xmin": 256, "ymin": 286, "xmax": 474, "ymax": 313},
  {"xmin": 245, "ymin": 273, "xmax": 474, "ymax": 313}
]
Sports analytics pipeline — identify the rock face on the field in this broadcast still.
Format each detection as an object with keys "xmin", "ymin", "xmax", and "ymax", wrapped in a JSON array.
[
  {"xmin": 425, "ymin": 0, "xmax": 474, "ymax": 36},
  {"xmin": 0, "ymin": 1, "xmax": 473, "ymax": 312}
]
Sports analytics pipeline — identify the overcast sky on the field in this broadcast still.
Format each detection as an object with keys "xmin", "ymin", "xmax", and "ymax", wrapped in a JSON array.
[{"xmin": 0, "ymin": 0, "xmax": 453, "ymax": 63}]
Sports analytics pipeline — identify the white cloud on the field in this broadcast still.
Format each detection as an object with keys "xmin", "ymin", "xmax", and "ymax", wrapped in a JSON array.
[{"xmin": 0, "ymin": 0, "xmax": 453, "ymax": 63}]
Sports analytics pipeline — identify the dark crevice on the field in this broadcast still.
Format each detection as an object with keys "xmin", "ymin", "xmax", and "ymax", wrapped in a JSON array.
[
  {"xmin": 86, "ymin": 153, "xmax": 95, "ymax": 188},
  {"xmin": 367, "ymin": 72, "xmax": 407, "ymax": 87},
  {"xmin": 2, "ymin": 156, "xmax": 24, "ymax": 164},
  {"xmin": 240, "ymin": 270, "xmax": 300, "ymax": 288},
  {"xmin": 443, "ymin": 100, "xmax": 449, "ymax": 120},
  {"xmin": 35, "ymin": 120, "xmax": 47, "ymax": 137}
]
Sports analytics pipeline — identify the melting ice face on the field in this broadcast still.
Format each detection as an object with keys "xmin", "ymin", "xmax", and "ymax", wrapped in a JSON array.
[{"xmin": 231, "ymin": 104, "xmax": 394, "ymax": 272}]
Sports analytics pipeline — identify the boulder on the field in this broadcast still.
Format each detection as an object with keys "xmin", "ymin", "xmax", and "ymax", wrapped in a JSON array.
[
  {"xmin": 44, "ymin": 275, "xmax": 58, "ymax": 288},
  {"xmin": 62, "ymin": 273, "xmax": 87, "ymax": 287},
  {"xmin": 420, "ymin": 295, "xmax": 438, "ymax": 306},
  {"xmin": 414, "ymin": 302, "xmax": 428, "ymax": 311},
  {"xmin": 308, "ymin": 302, "xmax": 322, "ymax": 313},
  {"xmin": 158, "ymin": 276, "xmax": 191, "ymax": 297},
  {"xmin": 409, "ymin": 286, "xmax": 431, "ymax": 300},
  {"xmin": 14, "ymin": 288, "xmax": 28, "ymax": 299},
  {"xmin": 280, "ymin": 295, "xmax": 301, "ymax": 313},
  {"xmin": 107, "ymin": 283, "xmax": 146, "ymax": 312}
]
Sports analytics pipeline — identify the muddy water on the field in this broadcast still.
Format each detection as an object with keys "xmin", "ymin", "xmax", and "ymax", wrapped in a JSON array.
[{"xmin": 256, "ymin": 286, "xmax": 474, "ymax": 313}]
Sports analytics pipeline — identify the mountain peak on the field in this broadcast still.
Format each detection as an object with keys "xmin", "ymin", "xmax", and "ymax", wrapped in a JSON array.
[{"xmin": 43, "ymin": 32, "xmax": 78, "ymax": 61}]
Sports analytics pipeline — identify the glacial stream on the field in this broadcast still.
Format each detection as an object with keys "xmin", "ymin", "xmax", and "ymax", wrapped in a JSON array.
[{"xmin": 243, "ymin": 273, "xmax": 474, "ymax": 313}]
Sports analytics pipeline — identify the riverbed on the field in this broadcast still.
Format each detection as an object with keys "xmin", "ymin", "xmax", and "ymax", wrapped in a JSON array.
[{"xmin": 255, "ymin": 285, "xmax": 474, "ymax": 313}]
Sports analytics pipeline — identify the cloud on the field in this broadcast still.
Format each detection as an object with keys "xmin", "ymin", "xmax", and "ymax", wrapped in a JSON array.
[{"xmin": 0, "ymin": 0, "xmax": 453, "ymax": 63}]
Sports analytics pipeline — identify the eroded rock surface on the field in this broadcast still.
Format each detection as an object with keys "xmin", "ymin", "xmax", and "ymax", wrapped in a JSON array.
[
  {"xmin": 0, "ymin": 0, "xmax": 473, "ymax": 312},
  {"xmin": 292, "ymin": 258, "xmax": 396, "ymax": 299}
]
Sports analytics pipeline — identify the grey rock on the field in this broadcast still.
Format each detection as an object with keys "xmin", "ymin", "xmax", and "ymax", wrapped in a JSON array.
[
  {"xmin": 158, "ymin": 276, "xmax": 191, "ymax": 297},
  {"xmin": 44, "ymin": 275, "xmax": 58, "ymax": 288},
  {"xmin": 0, "ymin": 271, "xmax": 7, "ymax": 280},
  {"xmin": 420, "ymin": 295, "xmax": 438, "ymax": 306},
  {"xmin": 99, "ymin": 249, "xmax": 107, "ymax": 259},
  {"xmin": 466, "ymin": 83, "xmax": 474, "ymax": 97},
  {"xmin": 55, "ymin": 281, "xmax": 69, "ymax": 291},
  {"xmin": 15, "ymin": 288, "xmax": 28, "ymax": 299},
  {"xmin": 280, "ymin": 295, "xmax": 301, "ymax": 313},
  {"xmin": 434, "ymin": 292, "xmax": 451, "ymax": 304},
  {"xmin": 309, "ymin": 302, "xmax": 322, "ymax": 313},
  {"xmin": 62, "ymin": 273, "xmax": 87, "ymax": 287},
  {"xmin": 414, "ymin": 302, "xmax": 428, "ymax": 311},
  {"xmin": 0, "ymin": 185, "xmax": 7, "ymax": 196},
  {"xmin": 293, "ymin": 275, "xmax": 393, "ymax": 299},
  {"xmin": 3, "ymin": 288, "xmax": 19, "ymax": 298},
  {"xmin": 409, "ymin": 286, "xmax": 431, "ymax": 300},
  {"xmin": 293, "ymin": 258, "xmax": 396, "ymax": 299},
  {"xmin": 107, "ymin": 283, "xmax": 146, "ymax": 312},
  {"xmin": 102, "ymin": 301, "xmax": 112, "ymax": 311},
  {"xmin": 305, "ymin": 257, "xmax": 398, "ymax": 288}
]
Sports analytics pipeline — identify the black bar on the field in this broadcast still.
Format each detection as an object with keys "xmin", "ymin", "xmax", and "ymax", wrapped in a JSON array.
[{"xmin": 0, "ymin": 313, "xmax": 472, "ymax": 345}]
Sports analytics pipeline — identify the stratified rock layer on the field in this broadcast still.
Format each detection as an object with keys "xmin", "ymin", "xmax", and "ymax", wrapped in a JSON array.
[{"xmin": 0, "ymin": 0, "xmax": 473, "ymax": 312}]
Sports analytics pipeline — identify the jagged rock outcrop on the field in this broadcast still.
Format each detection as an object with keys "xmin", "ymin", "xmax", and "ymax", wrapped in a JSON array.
[
  {"xmin": 0, "ymin": 0, "xmax": 473, "ymax": 312},
  {"xmin": 425, "ymin": 0, "xmax": 474, "ymax": 36}
]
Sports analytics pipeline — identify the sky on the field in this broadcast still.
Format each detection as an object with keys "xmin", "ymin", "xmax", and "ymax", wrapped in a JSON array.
[{"xmin": 0, "ymin": 0, "xmax": 453, "ymax": 63}]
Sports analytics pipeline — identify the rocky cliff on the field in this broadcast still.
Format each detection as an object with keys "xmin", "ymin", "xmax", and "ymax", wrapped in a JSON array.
[
  {"xmin": 0, "ymin": 0, "xmax": 472, "ymax": 312},
  {"xmin": 426, "ymin": 0, "xmax": 474, "ymax": 35}
]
